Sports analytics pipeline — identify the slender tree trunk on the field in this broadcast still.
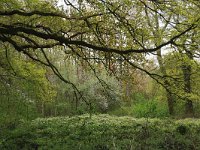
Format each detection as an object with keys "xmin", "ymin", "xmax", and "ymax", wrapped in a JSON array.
[
  {"xmin": 41, "ymin": 102, "xmax": 44, "ymax": 117},
  {"xmin": 182, "ymin": 63, "xmax": 194, "ymax": 117},
  {"xmin": 166, "ymin": 92, "xmax": 174, "ymax": 115},
  {"xmin": 185, "ymin": 100, "xmax": 194, "ymax": 117},
  {"xmin": 157, "ymin": 49, "xmax": 174, "ymax": 115},
  {"xmin": 148, "ymin": 7, "xmax": 175, "ymax": 116}
]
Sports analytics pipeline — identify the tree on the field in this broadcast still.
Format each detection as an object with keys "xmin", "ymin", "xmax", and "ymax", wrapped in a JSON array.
[
  {"xmin": 0, "ymin": 43, "xmax": 56, "ymax": 122},
  {"xmin": 0, "ymin": 0, "xmax": 199, "ymax": 117}
]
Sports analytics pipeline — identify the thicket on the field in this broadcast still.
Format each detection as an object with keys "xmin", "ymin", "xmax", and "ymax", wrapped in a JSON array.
[{"xmin": 1, "ymin": 114, "xmax": 200, "ymax": 150}]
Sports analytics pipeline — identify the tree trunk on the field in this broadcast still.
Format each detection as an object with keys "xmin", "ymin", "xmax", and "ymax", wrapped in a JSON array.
[
  {"xmin": 182, "ymin": 64, "xmax": 194, "ymax": 117},
  {"xmin": 157, "ymin": 49, "xmax": 174, "ymax": 115},
  {"xmin": 185, "ymin": 99, "xmax": 194, "ymax": 117},
  {"xmin": 166, "ymin": 92, "xmax": 174, "ymax": 115},
  {"xmin": 148, "ymin": 6, "xmax": 175, "ymax": 116}
]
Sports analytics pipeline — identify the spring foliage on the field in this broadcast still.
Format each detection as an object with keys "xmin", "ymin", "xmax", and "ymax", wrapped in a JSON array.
[{"xmin": 1, "ymin": 114, "xmax": 200, "ymax": 150}]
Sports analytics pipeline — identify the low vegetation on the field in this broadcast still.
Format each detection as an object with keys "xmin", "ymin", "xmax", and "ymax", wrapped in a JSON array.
[{"xmin": 1, "ymin": 114, "xmax": 200, "ymax": 150}]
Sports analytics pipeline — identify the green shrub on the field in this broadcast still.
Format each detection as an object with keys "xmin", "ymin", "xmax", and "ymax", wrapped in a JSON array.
[
  {"xmin": 1, "ymin": 114, "xmax": 200, "ymax": 150},
  {"xmin": 131, "ymin": 99, "xmax": 169, "ymax": 118}
]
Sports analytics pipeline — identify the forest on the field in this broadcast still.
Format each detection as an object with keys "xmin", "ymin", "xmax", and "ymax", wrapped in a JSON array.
[{"xmin": 0, "ymin": 0, "xmax": 200, "ymax": 149}]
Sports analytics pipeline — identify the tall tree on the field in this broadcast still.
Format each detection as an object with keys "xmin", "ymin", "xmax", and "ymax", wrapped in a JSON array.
[{"xmin": 0, "ymin": 0, "xmax": 199, "ymax": 116}]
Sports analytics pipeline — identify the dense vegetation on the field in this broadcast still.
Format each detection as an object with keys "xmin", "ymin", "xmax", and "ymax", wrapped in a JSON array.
[
  {"xmin": 0, "ymin": 0, "xmax": 200, "ymax": 149},
  {"xmin": 1, "ymin": 115, "xmax": 200, "ymax": 150}
]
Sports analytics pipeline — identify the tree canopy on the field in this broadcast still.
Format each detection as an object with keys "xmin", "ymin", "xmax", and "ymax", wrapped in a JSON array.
[{"xmin": 0, "ymin": 0, "xmax": 200, "ymax": 118}]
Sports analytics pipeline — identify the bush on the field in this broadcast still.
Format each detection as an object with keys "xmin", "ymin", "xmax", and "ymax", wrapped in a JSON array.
[
  {"xmin": 109, "ymin": 98, "xmax": 169, "ymax": 118},
  {"xmin": 131, "ymin": 99, "xmax": 169, "ymax": 118},
  {"xmin": 1, "ymin": 114, "xmax": 200, "ymax": 150}
]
